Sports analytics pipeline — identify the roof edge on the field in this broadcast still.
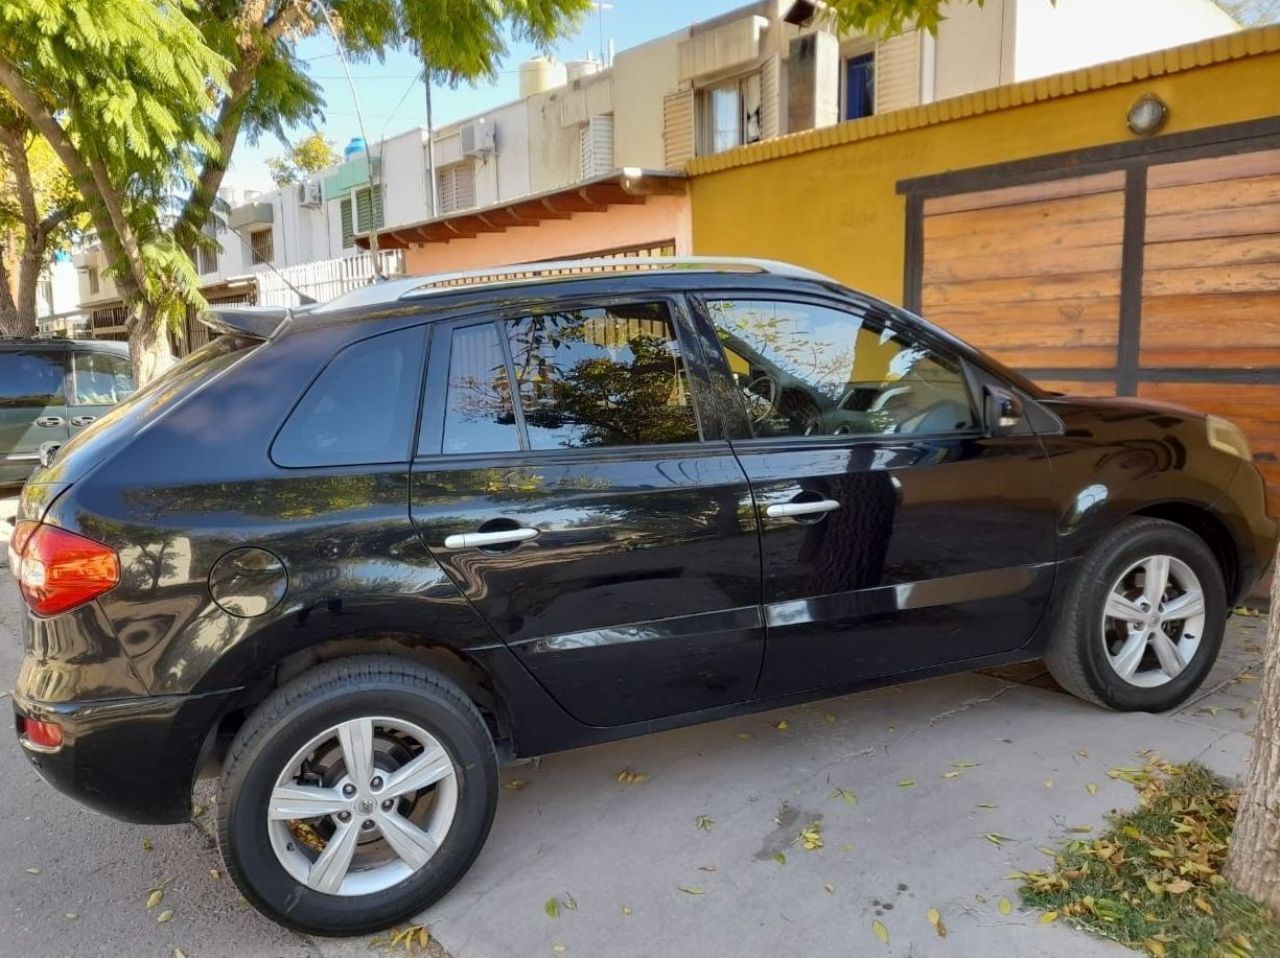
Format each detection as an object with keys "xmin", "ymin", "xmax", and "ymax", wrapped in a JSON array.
[{"xmin": 688, "ymin": 24, "xmax": 1280, "ymax": 176}]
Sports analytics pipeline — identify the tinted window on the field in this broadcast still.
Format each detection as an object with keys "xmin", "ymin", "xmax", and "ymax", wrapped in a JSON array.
[
  {"xmin": 505, "ymin": 303, "xmax": 700, "ymax": 450},
  {"xmin": 273, "ymin": 326, "xmax": 425, "ymax": 467},
  {"xmin": 706, "ymin": 299, "xmax": 976, "ymax": 439},
  {"xmin": 442, "ymin": 323, "xmax": 519, "ymax": 455},
  {"xmin": 0, "ymin": 349, "xmax": 63, "ymax": 407},
  {"xmin": 72, "ymin": 351, "xmax": 135, "ymax": 405}
]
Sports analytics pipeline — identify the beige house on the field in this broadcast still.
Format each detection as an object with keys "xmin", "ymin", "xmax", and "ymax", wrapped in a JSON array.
[{"xmin": 373, "ymin": 0, "xmax": 1239, "ymax": 274}]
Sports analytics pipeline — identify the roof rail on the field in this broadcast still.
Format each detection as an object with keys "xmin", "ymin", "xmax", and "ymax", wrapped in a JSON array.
[{"xmin": 397, "ymin": 256, "xmax": 840, "ymax": 300}]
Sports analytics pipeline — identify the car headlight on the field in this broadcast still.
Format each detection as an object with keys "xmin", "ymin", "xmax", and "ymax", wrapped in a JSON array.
[{"xmin": 1207, "ymin": 415, "xmax": 1252, "ymax": 460}]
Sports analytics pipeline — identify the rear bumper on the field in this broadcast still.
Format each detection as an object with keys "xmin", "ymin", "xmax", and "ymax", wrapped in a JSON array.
[{"xmin": 11, "ymin": 687, "xmax": 237, "ymax": 824}]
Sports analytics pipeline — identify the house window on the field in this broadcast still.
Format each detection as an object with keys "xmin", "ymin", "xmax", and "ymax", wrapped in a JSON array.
[
  {"xmin": 698, "ymin": 72, "xmax": 762, "ymax": 155},
  {"xmin": 355, "ymin": 186, "xmax": 383, "ymax": 234},
  {"xmin": 87, "ymin": 267, "xmax": 100, "ymax": 295},
  {"xmin": 340, "ymin": 198, "xmax": 354, "ymax": 249},
  {"xmin": 37, "ymin": 274, "xmax": 54, "ymax": 313},
  {"xmin": 250, "ymin": 228, "xmax": 273, "ymax": 265},
  {"xmin": 844, "ymin": 53, "xmax": 875, "ymax": 121},
  {"xmin": 436, "ymin": 163, "xmax": 477, "ymax": 215}
]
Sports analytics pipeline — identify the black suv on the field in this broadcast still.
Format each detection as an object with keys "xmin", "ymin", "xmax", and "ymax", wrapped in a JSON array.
[
  {"xmin": 8, "ymin": 259, "xmax": 1276, "ymax": 935},
  {"xmin": 0, "ymin": 337, "xmax": 134, "ymax": 487}
]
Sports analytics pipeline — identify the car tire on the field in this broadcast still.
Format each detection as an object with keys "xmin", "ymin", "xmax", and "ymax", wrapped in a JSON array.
[
  {"xmin": 216, "ymin": 655, "xmax": 498, "ymax": 936},
  {"xmin": 1044, "ymin": 517, "xmax": 1226, "ymax": 712}
]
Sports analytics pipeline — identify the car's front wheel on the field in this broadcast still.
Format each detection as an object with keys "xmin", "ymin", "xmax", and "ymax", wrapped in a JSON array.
[
  {"xmin": 1044, "ymin": 517, "xmax": 1226, "ymax": 711},
  {"xmin": 216, "ymin": 656, "xmax": 498, "ymax": 936}
]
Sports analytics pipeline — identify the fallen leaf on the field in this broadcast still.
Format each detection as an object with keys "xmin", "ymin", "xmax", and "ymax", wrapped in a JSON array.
[
  {"xmin": 1193, "ymin": 896, "xmax": 1214, "ymax": 915},
  {"xmin": 1039, "ymin": 911, "xmax": 1058, "ymax": 924},
  {"xmin": 999, "ymin": 897, "xmax": 1013, "ymax": 915},
  {"xmin": 698, "ymin": 865, "xmax": 717, "ymax": 872},
  {"xmin": 824, "ymin": 883, "xmax": 835, "ymax": 894},
  {"xmin": 831, "ymin": 786, "xmax": 857, "ymax": 805},
  {"xmin": 1198, "ymin": 706, "xmax": 1222, "ymax": 716},
  {"xmin": 24, "ymin": 867, "xmax": 40, "ymax": 875},
  {"xmin": 504, "ymin": 780, "xmax": 529, "ymax": 791},
  {"xmin": 1165, "ymin": 879, "xmax": 1192, "ymax": 894},
  {"xmin": 1086, "ymin": 783, "xmax": 1099, "ymax": 795},
  {"xmin": 142, "ymin": 838, "xmax": 153, "ymax": 852},
  {"xmin": 1044, "ymin": 779, "xmax": 1054, "ymax": 789},
  {"xmin": 952, "ymin": 761, "xmax": 980, "ymax": 768},
  {"xmin": 824, "ymin": 713, "xmax": 837, "ymax": 722},
  {"xmin": 174, "ymin": 950, "xmax": 187, "ymax": 958},
  {"xmin": 976, "ymin": 802, "xmax": 998, "ymax": 809},
  {"xmin": 942, "ymin": 770, "xmax": 964, "ymax": 780},
  {"xmin": 984, "ymin": 833, "xmax": 1013, "ymax": 846},
  {"xmin": 191, "ymin": 804, "xmax": 206, "ymax": 818},
  {"xmin": 615, "ymin": 770, "xmax": 647, "ymax": 785},
  {"xmin": 773, "ymin": 720, "xmax": 789, "ymax": 731},
  {"xmin": 622, "ymin": 906, "xmax": 632, "ymax": 916},
  {"xmin": 157, "ymin": 909, "xmax": 174, "ymax": 923},
  {"xmin": 1145, "ymin": 940, "xmax": 1167, "ymax": 957},
  {"xmin": 544, "ymin": 897, "xmax": 561, "ymax": 919},
  {"xmin": 678, "ymin": 886, "xmax": 703, "ymax": 895},
  {"xmin": 695, "ymin": 815, "xmax": 714, "ymax": 831},
  {"xmin": 774, "ymin": 851, "xmax": 787, "ymax": 865},
  {"xmin": 65, "ymin": 913, "xmax": 77, "ymax": 920},
  {"xmin": 872, "ymin": 919, "xmax": 889, "ymax": 944},
  {"xmin": 1068, "ymin": 825, "xmax": 1094, "ymax": 834},
  {"xmin": 798, "ymin": 823, "xmax": 823, "ymax": 850},
  {"xmin": 146, "ymin": 889, "xmax": 164, "ymax": 910},
  {"xmin": 898, "ymin": 779, "xmax": 916, "ymax": 788},
  {"xmin": 209, "ymin": 868, "xmax": 221, "ymax": 881},
  {"xmin": 927, "ymin": 907, "xmax": 947, "ymax": 937},
  {"xmin": 552, "ymin": 946, "xmax": 566, "ymax": 955},
  {"xmin": 735, "ymin": 732, "xmax": 753, "ymax": 740},
  {"xmin": 562, "ymin": 894, "xmax": 577, "ymax": 912}
]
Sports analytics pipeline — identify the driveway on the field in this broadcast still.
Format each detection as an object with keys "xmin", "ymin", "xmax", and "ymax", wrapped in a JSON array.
[{"xmin": 0, "ymin": 493, "xmax": 1267, "ymax": 957}]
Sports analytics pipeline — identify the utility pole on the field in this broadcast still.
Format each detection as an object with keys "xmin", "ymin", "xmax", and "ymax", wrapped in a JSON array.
[{"xmin": 424, "ymin": 64, "xmax": 438, "ymax": 219}]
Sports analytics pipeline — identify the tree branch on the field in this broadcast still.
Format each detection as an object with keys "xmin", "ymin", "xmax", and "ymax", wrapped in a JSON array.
[{"xmin": 0, "ymin": 58, "xmax": 146, "ymax": 299}]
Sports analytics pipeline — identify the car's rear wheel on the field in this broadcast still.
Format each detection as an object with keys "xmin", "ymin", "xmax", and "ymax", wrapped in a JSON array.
[
  {"xmin": 1044, "ymin": 517, "xmax": 1226, "ymax": 711},
  {"xmin": 216, "ymin": 656, "xmax": 498, "ymax": 936}
]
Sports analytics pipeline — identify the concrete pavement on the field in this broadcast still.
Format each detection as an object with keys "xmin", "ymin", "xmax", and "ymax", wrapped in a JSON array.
[{"xmin": 0, "ymin": 493, "xmax": 1268, "ymax": 957}]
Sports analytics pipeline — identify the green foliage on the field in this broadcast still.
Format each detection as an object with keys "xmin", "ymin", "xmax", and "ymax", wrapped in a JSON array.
[
  {"xmin": 265, "ymin": 133, "xmax": 340, "ymax": 187},
  {"xmin": 1019, "ymin": 760, "xmax": 1279, "ymax": 958},
  {"xmin": 823, "ymin": 0, "xmax": 986, "ymax": 35}
]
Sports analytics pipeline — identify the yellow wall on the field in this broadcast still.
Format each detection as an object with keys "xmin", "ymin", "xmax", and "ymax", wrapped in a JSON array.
[{"xmin": 689, "ymin": 28, "xmax": 1280, "ymax": 306}]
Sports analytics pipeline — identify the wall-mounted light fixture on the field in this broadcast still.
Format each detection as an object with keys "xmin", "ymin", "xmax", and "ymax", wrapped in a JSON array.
[{"xmin": 1127, "ymin": 94, "xmax": 1169, "ymax": 137}]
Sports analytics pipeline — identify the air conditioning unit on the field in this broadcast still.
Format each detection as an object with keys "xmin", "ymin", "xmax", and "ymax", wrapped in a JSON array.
[
  {"xmin": 460, "ymin": 119, "xmax": 496, "ymax": 158},
  {"xmin": 298, "ymin": 179, "xmax": 323, "ymax": 208}
]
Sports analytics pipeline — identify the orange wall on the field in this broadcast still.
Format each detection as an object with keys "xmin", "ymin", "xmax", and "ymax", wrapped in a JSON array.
[{"xmin": 402, "ymin": 194, "xmax": 691, "ymax": 274}]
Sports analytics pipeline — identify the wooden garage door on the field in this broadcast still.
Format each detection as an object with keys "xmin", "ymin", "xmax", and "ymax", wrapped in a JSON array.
[
  {"xmin": 1141, "ymin": 149, "xmax": 1280, "ymax": 504},
  {"xmin": 920, "ymin": 171, "xmax": 1126, "ymax": 397},
  {"xmin": 909, "ymin": 135, "xmax": 1280, "ymax": 510}
]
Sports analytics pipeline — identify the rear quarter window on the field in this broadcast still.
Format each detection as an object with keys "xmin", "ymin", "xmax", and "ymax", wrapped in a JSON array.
[
  {"xmin": 0, "ymin": 349, "xmax": 64, "ymax": 406},
  {"xmin": 272, "ymin": 326, "xmax": 426, "ymax": 468}
]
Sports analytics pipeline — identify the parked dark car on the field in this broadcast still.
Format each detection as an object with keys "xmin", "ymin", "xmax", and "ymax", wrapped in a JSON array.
[
  {"xmin": 0, "ymin": 337, "xmax": 134, "ymax": 487},
  {"xmin": 8, "ymin": 259, "xmax": 1276, "ymax": 935}
]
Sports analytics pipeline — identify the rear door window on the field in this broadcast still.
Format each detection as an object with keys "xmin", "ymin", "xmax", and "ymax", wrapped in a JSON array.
[
  {"xmin": 71, "ymin": 351, "xmax": 135, "ymax": 405},
  {"xmin": 0, "ymin": 349, "xmax": 64, "ymax": 407},
  {"xmin": 273, "ymin": 326, "xmax": 427, "ymax": 468}
]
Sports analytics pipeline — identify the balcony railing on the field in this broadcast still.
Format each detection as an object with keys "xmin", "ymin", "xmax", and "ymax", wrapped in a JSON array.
[{"xmin": 255, "ymin": 250, "xmax": 407, "ymax": 308}]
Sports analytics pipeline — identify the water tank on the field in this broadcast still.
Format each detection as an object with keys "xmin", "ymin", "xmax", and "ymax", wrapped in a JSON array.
[
  {"xmin": 566, "ymin": 57, "xmax": 602, "ymax": 82},
  {"xmin": 343, "ymin": 136, "xmax": 366, "ymax": 160},
  {"xmin": 519, "ymin": 56, "xmax": 567, "ymax": 97}
]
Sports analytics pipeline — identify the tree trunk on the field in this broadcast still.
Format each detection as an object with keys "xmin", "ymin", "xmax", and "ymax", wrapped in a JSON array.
[
  {"xmin": 128, "ymin": 305, "xmax": 175, "ymax": 385},
  {"xmin": 1225, "ymin": 546, "xmax": 1280, "ymax": 912}
]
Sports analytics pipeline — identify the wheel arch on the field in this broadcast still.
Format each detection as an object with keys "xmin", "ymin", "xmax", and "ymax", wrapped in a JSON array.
[
  {"xmin": 1129, "ymin": 501, "xmax": 1242, "ymax": 603},
  {"xmin": 194, "ymin": 633, "xmax": 518, "ymax": 785}
]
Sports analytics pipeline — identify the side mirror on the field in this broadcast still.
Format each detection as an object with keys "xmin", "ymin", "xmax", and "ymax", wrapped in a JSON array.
[{"xmin": 984, "ymin": 385, "xmax": 1025, "ymax": 437}]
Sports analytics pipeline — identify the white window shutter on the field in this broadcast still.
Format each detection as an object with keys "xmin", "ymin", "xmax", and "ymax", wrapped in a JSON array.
[
  {"xmin": 874, "ymin": 31, "xmax": 923, "ymax": 115},
  {"xmin": 580, "ymin": 114, "xmax": 615, "ymax": 180},
  {"xmin": 760, "ymin": 56, "xmax": 780, "ymax": 140}
]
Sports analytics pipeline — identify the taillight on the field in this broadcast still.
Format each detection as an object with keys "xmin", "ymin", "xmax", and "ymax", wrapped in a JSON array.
[
  {"xmin": 16, "ymin": 715, "xmax": 64, "ymax": 750},
  {"xmin": 12, "ymin": 522, "xmax": 119, "ymax": 617}
]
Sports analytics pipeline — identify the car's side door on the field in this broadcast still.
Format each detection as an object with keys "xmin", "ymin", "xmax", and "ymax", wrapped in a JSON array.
[
  {"xmin": 409, "ymin": 296, "xmax": 764, "ymax": 728},
  {"xmin": 0, "ymin": 346, "xmax": 69, "ymax": 486},
  {"xmin": 67, "ymin": 348, "xmax": 136, "ymax": 436},
  {"xmin": 690, "ymin": 292, "xmax": 1060, "ymax": 698}
]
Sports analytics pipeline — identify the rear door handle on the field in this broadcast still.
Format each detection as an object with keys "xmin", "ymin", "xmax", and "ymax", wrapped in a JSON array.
[
  {"xmin": 71, "ymin": 416, "xmax": 97, "ymax": 427},
  {"xmin": 765, "ymin": 499, "xmax": 841, "ymax": 519},
  {"xmin": 34, "ymin": 416, "xmax": 64, "ymax": 427},
  {"xmin": 444, "ymin": 527, "xmax": 539, "ymax": 550}
]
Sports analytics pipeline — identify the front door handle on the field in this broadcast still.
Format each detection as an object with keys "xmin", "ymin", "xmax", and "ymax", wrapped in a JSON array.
[
  {"xmin": 71, "ymin": 415, "xmax": 97, "ymax": 427},
  {"xmin": 444, "ymin": 527, "xmax": 539, "ymax": 550},
  {"xmin": 765, "ymin": 499, "xmax": 841, "ymax": 519},
  {"xmin": 34, "ymin": 416, "xmax": 64, "ymax": 427}
]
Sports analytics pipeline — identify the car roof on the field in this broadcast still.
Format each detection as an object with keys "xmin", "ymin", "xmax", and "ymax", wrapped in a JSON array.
[{"xmin": 311, "ymin": 257, "xmax": 843, "ymax": 314}]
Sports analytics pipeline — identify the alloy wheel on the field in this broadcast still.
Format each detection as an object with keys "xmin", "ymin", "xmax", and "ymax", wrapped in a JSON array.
[
  {"xmin": 1100, "ymin": 554, "xmax": 1206, "ymax": 689},
  {"xmin": 266, "ymin": 717, "xmax": 458, "ymax": 897}
]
